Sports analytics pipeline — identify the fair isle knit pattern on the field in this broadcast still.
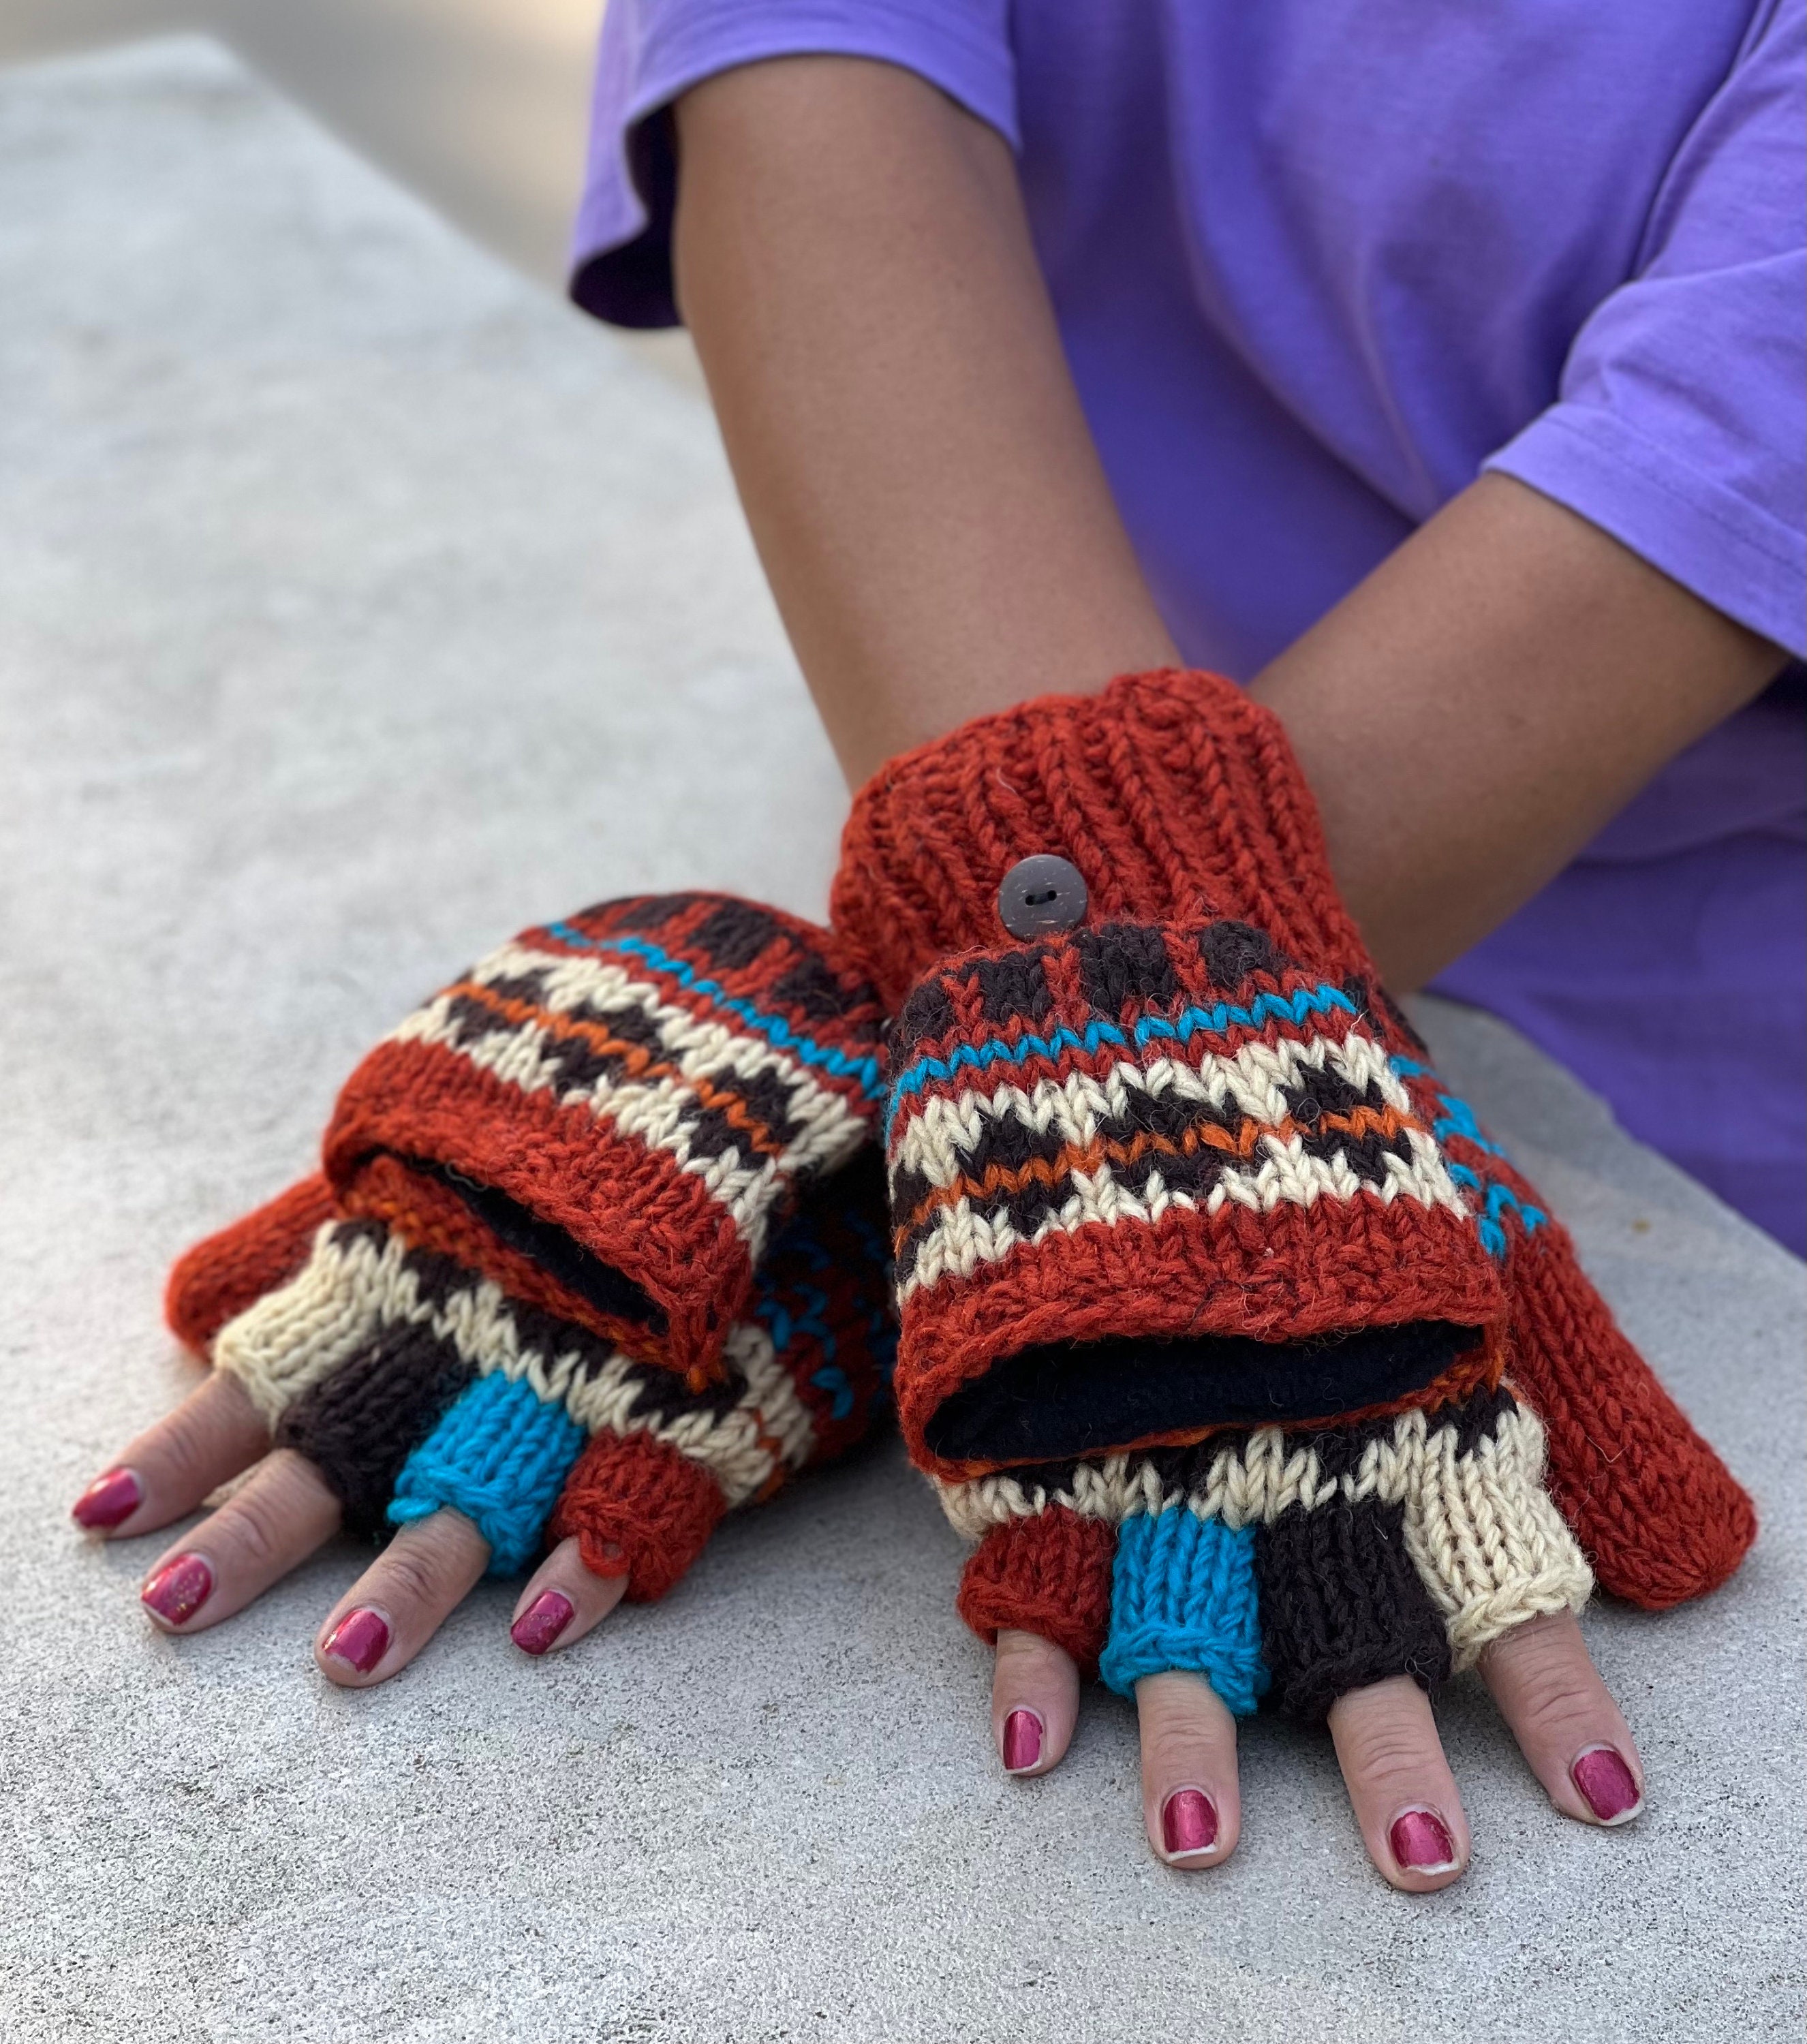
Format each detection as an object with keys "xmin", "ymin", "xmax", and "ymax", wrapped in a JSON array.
[
  {"xmin": 939, "ymin": 1382, "xmax": 1592, "ymax": 1720},
  {"xmin": 831, "ymin": 669, "xmax": 1504, "ymax": 1477},
  {"xmin": 208, "ymin": 1168, "xmax": 894, "ymax": 1588},
  {"xmin": 886, "ymin": 929, "xmax": 1468, "ymax": 1312},
  {"xmin": 324, "ymin": 893, "xmax": 885, "ymax": 1384}
]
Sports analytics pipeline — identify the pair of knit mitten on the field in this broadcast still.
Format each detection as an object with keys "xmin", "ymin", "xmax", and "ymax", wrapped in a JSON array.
[
  {"xmin": 168, "ymin": 897, "xmax": 897, "ymax": 1603},
  {"xmin": 169, "ymin": 669, "xmax": 1753, "ymax": 1723}
]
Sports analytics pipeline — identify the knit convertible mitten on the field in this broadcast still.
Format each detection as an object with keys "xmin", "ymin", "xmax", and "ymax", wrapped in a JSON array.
[
  {"xmin": 831, "ymin": 668, "xmax": 1755, "ymax": 1714},
  {"xmin": 322, "ymin": 891, "xmax": 886, "ymax": 1386},
  {"xmin": 168, "ymin": 1162, "xmax": 895, "ymax": 1589},
  {"xmin": 163, "ymin": 889, "xmax": 895, "ymax": 1589}
]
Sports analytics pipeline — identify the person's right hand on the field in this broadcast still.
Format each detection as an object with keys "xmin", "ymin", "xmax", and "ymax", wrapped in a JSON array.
[{"xmin": 74, "ymin": 1162, "xmax": 895, "ymax": 1686}]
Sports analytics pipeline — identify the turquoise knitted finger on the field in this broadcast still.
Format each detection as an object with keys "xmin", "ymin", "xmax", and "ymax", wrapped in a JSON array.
[
  {"xmin": 388, "ymin": 1367, "xmax": 586, "ymax": 1575},
  {"xmin": 1099, "ymin": 1507, "xmax": 1269, "ymax": 1715}
]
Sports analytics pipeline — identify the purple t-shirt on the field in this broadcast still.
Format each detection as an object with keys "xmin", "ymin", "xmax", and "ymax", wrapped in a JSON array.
[{"xmin": 570, "ymin": 0, "xmax": 1807, "ymax": 1253}]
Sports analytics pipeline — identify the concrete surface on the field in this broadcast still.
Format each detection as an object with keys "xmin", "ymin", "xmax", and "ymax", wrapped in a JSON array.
[
  {"xmin": 1, "ymin": 0, "xmax": 605, "ymax": 295},
  {"xmin": 2, "ymin": 40, "xmax": 1802, "ymax": 2044}
]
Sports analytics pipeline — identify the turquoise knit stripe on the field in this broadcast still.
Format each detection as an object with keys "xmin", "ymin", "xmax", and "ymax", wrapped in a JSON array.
[
  {"xmin": 1100, "ymin": 1509, "xmax": 1270, "ymax": 1716},
  {"xmin": 387, "ymin": 1367, "xmax": 586, "ymax": 1577}
]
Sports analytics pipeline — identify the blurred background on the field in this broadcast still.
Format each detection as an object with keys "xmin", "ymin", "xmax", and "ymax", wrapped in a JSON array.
[{"xmin": 2, "ymin": 0, "xmax": 604, "ymax": 288}]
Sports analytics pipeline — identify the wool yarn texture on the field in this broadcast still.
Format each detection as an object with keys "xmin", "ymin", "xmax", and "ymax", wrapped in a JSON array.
[
  {"xmin": 168, "ymin": 1160, "xmax": 895, "ymax": 1589},
  {"xmin": 943, "ymin": 1372, "xmax": 1592, "ymax": 1719},
  {"xmin": 323, "ymin": 891, "xmax": 886, "ymax": 1387},
  {"xmin": 830, "ymin": 668, "xmax": 1755, "ymax": 1682}
]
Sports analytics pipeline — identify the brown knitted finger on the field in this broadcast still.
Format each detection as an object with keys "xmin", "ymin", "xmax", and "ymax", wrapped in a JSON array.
[{"xmin": 276, "ymin": 1320, "xmax": 476, "ymax": 1535}]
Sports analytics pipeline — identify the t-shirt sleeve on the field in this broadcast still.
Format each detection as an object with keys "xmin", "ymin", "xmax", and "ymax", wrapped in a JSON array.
[
  {"xmin": 569, "ymin": 0, "xmax": 1017, "ymax": 329},
  {"xmin": 1483, "ymin": 0, "xmax": 1806, "ymax": 655}
]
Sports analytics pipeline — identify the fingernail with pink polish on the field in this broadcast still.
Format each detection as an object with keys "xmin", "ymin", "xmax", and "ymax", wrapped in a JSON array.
[
  {"xmin": 1572, "ymin": 1746, "xmax": 1642, "ymax": 1824},
  {"xmin": 74, "ymin": 1467, "xmax": 143, "ymax": 1530},
  {"xmin": 1001, "ymin": 1708, "xmax": 1043, "ymax": 1774},
  {"xmin": 141, "ymin": 1553, "xmax": 212, "ymax": 1626},
  {"xmin": 1389, "ymin": 1807, "xmax": 1458, "ymax": 1872},
  {"xmin": 511, "ymin": 1591, "xmax": 574, "ymax": 1658},
  {"xmin": 1161, "ymin": 1788, "xmax": 1218, "ymax": 1859},
  {"xmin": 322, "ymin": 1607, "xmax": 389, "ymax": 1675}
]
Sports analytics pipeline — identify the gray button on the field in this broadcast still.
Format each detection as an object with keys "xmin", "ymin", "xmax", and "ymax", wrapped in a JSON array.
[{"xmin": 998, "ymin": 854, "xmax": 1088, "ymax": 939}]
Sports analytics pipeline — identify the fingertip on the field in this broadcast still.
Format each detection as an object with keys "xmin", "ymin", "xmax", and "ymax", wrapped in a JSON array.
[
  {"xmin": 1384, "ymin": 1805, "xmax": 1468, "ymax": 1891},
  {"xmin": 1479, "ymin": 1609, "xmax": 1644, "ymax": 1829},
  {"xmin": 509, "ymin": 1535, "xmax": 627, "ymax": 1656},
  {"xmin": 992, "ymin": 1627, "xmax": 1080, "ymax": 1778},
  {"xmin": 1156, "ymin": 1784, "xmax": 1232, "ymax": 1868},
  {"xmin": 317, "ymin": 1605, "xmax": 394, "ymax": 1686},
  {"xmin": 72, "ymin": 1466, "xmax": 145, "ymax": 1536},
  {"xmin": 510, "ymin": 1589, "xmax": 576, "ymax": 1656},
  {"xmin": 1327, "ymin": 1677, "xmax": 1470, "ymax": 1894},
  {"xmin": 1569, "ymin": 1744, "xmax": 1644, "ymax": 1827},
  {"xmin": 1134, "ymin": 1671, "xmax": 1242, "ymax": 1871}
]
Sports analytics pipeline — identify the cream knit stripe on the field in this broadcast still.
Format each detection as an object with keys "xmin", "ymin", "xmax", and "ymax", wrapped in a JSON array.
[
  {"xmin": 894, "ymin": 1126, "xmax": 1461, "ymax": 1303},
  {"xmin": 214, "ymin": 1222, "xmax": 406, "ymax": 1429},
  {"xmin": 396, "ymin": 983, "xmax": 867, "ymax": 1250},
  {"xmin": 426, "ymin": 937, "xmax": 868, "ymax": 1159},
  {"xmin": 891, "ymin": 1027, "xmax": 1412, "ymax": 1188},
  {"xmin": 1400, "ymin": 1405, "xmax": 1593, "ymax": 1667},
  {"xmin": 213, "ymin": 1222, "xmax": 818, "ymax": 1506},
  {"xmin": 936, "ymin": 1398, "xmax": 1582, "ymax": 1537}
]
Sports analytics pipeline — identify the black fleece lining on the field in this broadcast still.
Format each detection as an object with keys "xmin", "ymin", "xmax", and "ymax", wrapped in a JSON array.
[
  {"xmin": 924, "ymin": 1320, "xmax": 1474, "ymax": 1464},
  {"xmin": 410, "ymin": 1159, "xmax": 668, "ymax": 1336}
]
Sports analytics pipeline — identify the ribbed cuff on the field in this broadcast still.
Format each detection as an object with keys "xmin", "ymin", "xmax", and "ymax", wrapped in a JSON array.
[{"xmin": 831, "ymin": 669, "xmax": 1364, "ymax": 1006}]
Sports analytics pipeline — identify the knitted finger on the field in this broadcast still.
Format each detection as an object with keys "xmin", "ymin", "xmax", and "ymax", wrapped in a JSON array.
[
  {"xmin": 217, "ymin": 1215, "xmax": 597, "ymax": 1545},
  {"xmin": 324, "ymin": 893, "xmax": 885, "ymax": 1383},
  {"xmin": 1392, "ymin": 1052, "xmax": 1757, "ymax": 1607},
  {"xmin": 551, "ymin": 1429, "xmax": 728, "ymax": 1599},
  {"xmin": 1099, "ymin": 1509, "xmax": 1267, "ymax": 1712},
  {"xmin": 831, "ymin": 669, "xmax": 1504, "ymax": 1478},
  {"xmin": 164, "ymin": 1174, "xmax": 339, "ymax": 1355},
  {"xmin": 953, "ymin": 1506, "xmax": 1117, "ymax": 1677},
  {"xmin": 547, "ymin": 1159, "xmax": 899, "ymax": 1600},
  {"xmin": 1098, "ymin": 1384, "xmax": 1589, "ymax": 1721},
  {"xmin": 387, "ymin": 1365, "xmax": 587, "ymax": 1574}
]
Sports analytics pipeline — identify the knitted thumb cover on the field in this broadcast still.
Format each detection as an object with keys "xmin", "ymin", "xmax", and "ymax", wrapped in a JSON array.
[
  {"xmin": 322, "ymin": 892, "xmax": 884, "ymax": 1387},
  {"xmin": 166, "ymin": 1160, "xmax": 895, "ymax": 1589},
  {"xmin": 547, "ymin": 1156, "xmax": 897, "ymax": 1598},
  {"xmin": 1389, "ymin": 1051, "xmax": 1756, "ymax": 1608}
]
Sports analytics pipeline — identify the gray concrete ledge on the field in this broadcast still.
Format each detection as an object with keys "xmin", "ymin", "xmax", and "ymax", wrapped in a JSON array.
[{"xmin": 3, "ymin": 42, "xmax": 1802, "ymax": 2044}]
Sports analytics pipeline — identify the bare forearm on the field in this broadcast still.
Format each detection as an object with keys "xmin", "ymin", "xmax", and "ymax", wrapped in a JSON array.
[
  {"xmin": 1251, "ymin": 476, "xmax": 1785, "ymax": 985},
  {"xmin": 672, "ymin": 57, "xmax": 1177, "ymax": 782},
  {"xmin": 673, "ymin": 57, "xmax": 1786, "ymax": 985}
]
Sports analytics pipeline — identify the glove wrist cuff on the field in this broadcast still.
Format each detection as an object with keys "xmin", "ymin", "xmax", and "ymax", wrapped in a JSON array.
[{"xmin": 831, "ymin": 668, "xmax": 1361, "ymax": 1004}]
